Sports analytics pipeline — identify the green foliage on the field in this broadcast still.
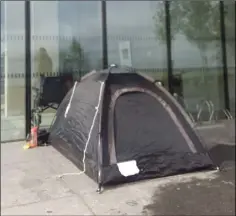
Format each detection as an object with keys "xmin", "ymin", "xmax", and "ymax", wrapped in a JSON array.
[
  {"xmin": 153, "ymin": 2, "xmax": 182, "ymax": 42},
  {"xmin": 153, "ymin": 1, "xmax": 235, "ymax": 55},
  {"xmin": 153, "ymin": 1, "xmax": 235, "ymax": 70},
  {"xmin": 154, "ymin": 2, "xmax": 220, "ymax": 41},
  {"xmin": 153, "ymin": 5, "xmax": 166, "ymax": 42},
  {"xmin": 68, "ymin": 37, "xmax": 85, "ymax": 68},
  {"xmin": 60, "ymin": 37, "xmax": 90, "ymax": 74},
  {"xmin": 68, "ymin": 37, "xmax": 84, "ymax": 60}
]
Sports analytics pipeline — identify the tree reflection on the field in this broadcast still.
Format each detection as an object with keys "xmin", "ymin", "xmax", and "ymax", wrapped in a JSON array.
[
  {"xmin": 60, "ymin": 37, "xmax": 90, "ymax": 79},
  {"xmin": 153, "ymin": 1, "xmax": 221, "ymax": 69}
]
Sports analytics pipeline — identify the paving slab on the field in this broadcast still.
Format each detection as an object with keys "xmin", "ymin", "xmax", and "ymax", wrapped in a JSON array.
[
  {"xmin": 1, "ymin": 195, "xmax": 94, "ymax": 215},
  {"xmin": 0, "ymin": 142, "xmax": 220, "ymax": 215},
  {"xmin": 1, "ymin": 142, "xmax": 47, "ymax": 165},
  {"xmin": 41, "ymin": 145, "xmax": 223, "ymax": 215},
  {"xmin": 1, "ymin": 147, "xmax": 73, "ymax": 209},
  {"xmin": 1, "ymin": 119, "xmax": 235, "ymax": 215}
]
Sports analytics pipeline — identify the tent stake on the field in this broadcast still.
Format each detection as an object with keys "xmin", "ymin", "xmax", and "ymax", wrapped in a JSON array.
[{"xmin": 96, "ymin": 184, "xmax": 102, "ymax": 194}]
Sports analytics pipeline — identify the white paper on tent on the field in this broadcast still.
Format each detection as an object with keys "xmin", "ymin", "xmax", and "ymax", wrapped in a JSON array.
[{"xmin": 117, "ymin": 160, "xmax": 140, "ymax": 177}]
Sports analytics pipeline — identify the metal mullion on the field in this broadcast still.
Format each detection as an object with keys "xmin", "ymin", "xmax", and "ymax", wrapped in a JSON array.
[
  {"xmin": 101, "ymin": 0, "xmax": 108, "ymax": 69},
  {"xmin": 165, "ymin": 1, "xmax": 173, "ymax": 94},
  {"xmin": 25, "ymin": 0, "xmax": 32, "ymax": 137},
  {"xmin": 219, "ymin": 1, "xmax": 230, "ymax": 111}
]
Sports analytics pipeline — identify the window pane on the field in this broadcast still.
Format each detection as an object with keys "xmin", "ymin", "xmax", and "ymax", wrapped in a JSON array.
[
  {"xmin": 1, "ymin": 1, "xmax": 26, "ymax": 142},
  {"xmin": 225, "ymin": 1, "xmax": 235, "ymax": 116},
  {"xmin": 106, "ymin": 1, "xmax": 168, "ymax": 87},
  {"xmin": 169, "ymin": 1, "xmax": 225, "ymax": 122},
  {"xmin": 30, "ymin": 1, "xmax": 102, "ymax": 128}
]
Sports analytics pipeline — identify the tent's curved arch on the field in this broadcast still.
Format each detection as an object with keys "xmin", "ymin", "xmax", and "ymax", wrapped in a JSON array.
[
  {"xmin": 107, "ymin": 87, "xmax": 197, "ymax": 165},
  {"xmin": 137, "ymin": 72, "xmax": 194, "ymax": 128},
  {"xmin": 137, "ymin": 72, "xmax": 210, "ymax": 155}
]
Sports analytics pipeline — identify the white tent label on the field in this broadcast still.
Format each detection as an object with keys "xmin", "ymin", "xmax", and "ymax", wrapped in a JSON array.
[{"xmin": 117, "ymin": 160, "xmax": 140, "ymax": 177}]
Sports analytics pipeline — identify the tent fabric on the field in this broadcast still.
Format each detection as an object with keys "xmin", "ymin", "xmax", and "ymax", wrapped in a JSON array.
[{"xmin": 48, "ymin": 68, "xmax": 215, "ymax": 186}]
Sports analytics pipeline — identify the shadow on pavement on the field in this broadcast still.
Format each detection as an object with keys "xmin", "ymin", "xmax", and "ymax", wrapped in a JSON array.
[
  {"xmin": 143, "ymin": 167, "xmax": 235, "ymax": 216},
  {"xmin": 143, "ymin": 134, "xmax": 235, "ymax": 215}
]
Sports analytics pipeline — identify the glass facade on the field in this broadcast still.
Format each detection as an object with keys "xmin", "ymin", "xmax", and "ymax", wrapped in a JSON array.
[
  {"xmin": 106, "ymin": 1, "xmax": 168, "ymax": 86},
  {"xmin": 30, "ymin": 1, "xmax": 102, "ymax": 128},
  {"xmin": 1, "ymin": 1, "xmax": 26, "ymax": 141},
  {"xmin": 1, "ymin": 0, "xmax": 235, "ymax": 142},
  {"xmin": 170, "ymin": 1, "xmax": 225, "ymax": 121}
]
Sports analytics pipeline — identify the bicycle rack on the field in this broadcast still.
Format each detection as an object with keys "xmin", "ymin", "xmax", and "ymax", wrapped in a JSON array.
[
  {"xmin": 196, "ymin": 100, "xmax": 235, "ymax": 123},
  {"xmin": 196, "ymin": 99, "xmax": 214, "ymax": 123},
  {"xmin": 208, "ymin": 100, "xmax": 215, "ymax": 121},
  {"xmin": 219, "ymin": 109, "xmax": 233, "ymax": 120}
]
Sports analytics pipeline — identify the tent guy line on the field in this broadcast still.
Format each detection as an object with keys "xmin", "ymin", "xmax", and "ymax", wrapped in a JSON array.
[{"xmin": 57, "ymin": 81, "xmax": 105, "ymax": 179}]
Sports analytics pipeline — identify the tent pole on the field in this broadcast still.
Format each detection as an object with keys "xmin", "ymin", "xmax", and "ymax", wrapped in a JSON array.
[{"xmin": 96, "ymin": 183, "xmax": 102, "ymax": 194}]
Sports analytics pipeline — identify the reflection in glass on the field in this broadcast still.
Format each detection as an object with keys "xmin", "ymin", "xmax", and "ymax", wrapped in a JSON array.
[
  {"xmin": 58, "ymin": 1, "xmax": 103, "ymax": 77},
  {"xmin": 168, "ymin": 1, "xmax": 225, "ymax": 121},
  {"xmin": 106, "ymin": 1, "xmax": 168, "ymax": 87},
  {"xmin": 1, "ymin": 1, "xmax": 26, "ymax": 141},
  {"xmin": 30, "ymin": 1, "xmax": 103, "ymax": 128}
]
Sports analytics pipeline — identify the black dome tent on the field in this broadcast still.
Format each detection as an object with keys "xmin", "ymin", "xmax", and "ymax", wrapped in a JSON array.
[{"xmin": 48, "ymin": 66, "xmax": 216, "ymax": 192}]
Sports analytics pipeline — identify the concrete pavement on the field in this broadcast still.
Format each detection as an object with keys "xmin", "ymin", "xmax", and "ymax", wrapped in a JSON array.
[
  {"xmin": 1, "ymin": 120, "xmax": 235, "ymax": 215},
  {"xmin": 143, "ymin": 166, "xmax": 235, "ymax": 216},
  {"xmin": 1, "ymin": 142, "xmax": 222, "ymax": 215}
]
